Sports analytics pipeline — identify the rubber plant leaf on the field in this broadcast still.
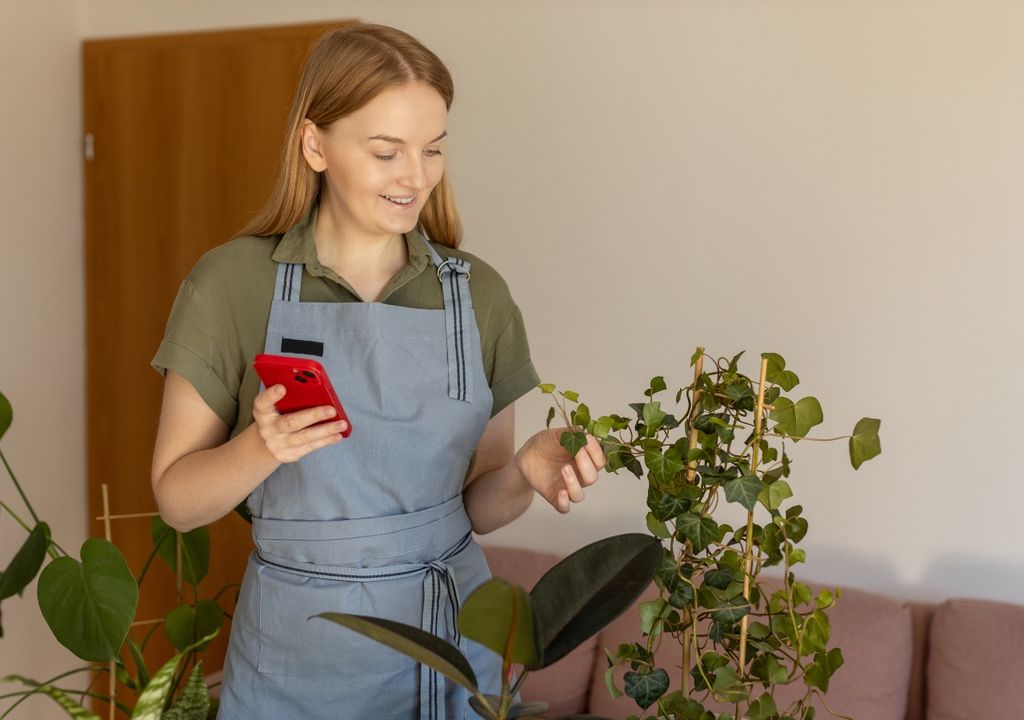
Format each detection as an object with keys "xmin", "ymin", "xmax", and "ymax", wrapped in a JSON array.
[
  {"xmin": 849, "ymin": 417, "xmax": 882, "ymax": 469},
  {"xmin": 0, "ymin": 390, "xmax": 11, "ymax": 440},
  {"xmin": 150, "ymin": 515, "xmax": 211, "ymax": 585},
  {"xmin": 529, "ymin": 533, "xmax": 662, "ymax": 668},
  {"xmin": 160, "ymin": 663, "xmax": 211, "ymax": 720},
  {"xmin": 315, "ymin": 613, "xmax": 478, "ymax": 692},
  {"xmin": 2, "ymin": 674, "xmax": 101, "ymax": 719},
  {"xmin": 0, "ymin": 522, "xmax": 51, "ymax": 600},
  {"xmin": 37, "ymin": 538, "xmax": 138, "ymax": 661},
  {"xmin": 131, "ymin": 631, "xmax": 218, "ymax": 720},
  {"xmin": 457, "ymin": 577, "xmax": 538, "ymax": 667}
]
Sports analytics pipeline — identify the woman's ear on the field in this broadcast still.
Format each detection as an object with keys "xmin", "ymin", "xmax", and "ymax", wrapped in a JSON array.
[{"xmin": 300, "ymin": 119, "xmax": 327, "ymax": 172}]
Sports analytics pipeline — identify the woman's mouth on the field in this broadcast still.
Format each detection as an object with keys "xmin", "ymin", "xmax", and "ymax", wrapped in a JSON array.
[{"xmin": 381, "ymin": 194, "xmax": 416, "ymax": 207}]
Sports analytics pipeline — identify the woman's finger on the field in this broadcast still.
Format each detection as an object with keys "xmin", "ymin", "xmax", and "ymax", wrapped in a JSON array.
[{"xmin": 561, "ymin": 464, "xmax": 586, "ymax": 503}]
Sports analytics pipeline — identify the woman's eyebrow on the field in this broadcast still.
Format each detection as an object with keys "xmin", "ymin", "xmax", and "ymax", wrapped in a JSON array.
[{"xmin": 368, "ymin": 131, "xmax": 448, "ymax": 144}]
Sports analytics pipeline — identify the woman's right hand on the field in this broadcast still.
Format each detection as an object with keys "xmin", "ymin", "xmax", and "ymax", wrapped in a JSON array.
[{"xmin": 252, "ymin": 384, "xmax": 349, "ymax": 464}]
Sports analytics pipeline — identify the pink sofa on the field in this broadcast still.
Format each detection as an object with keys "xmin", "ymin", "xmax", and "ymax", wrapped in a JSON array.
[{"xmin": 482, "ymin": 545, "xmax": 1024, "ymax": 720}]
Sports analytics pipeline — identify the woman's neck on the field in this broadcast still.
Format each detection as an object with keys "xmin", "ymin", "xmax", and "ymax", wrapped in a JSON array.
[{"xmin": 313, "ymin": 204, "xmax": 408, "ymax": 302}]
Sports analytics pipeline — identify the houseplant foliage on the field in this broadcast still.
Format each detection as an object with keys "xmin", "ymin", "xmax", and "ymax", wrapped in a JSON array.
[
  {"xmin": 317, "ymin": 533, "xmax": 663, "ymax": 720},
  {"xmin": 0, "ymin": 390, "xmax": 225, "ymax": 719},
  {"xmin": 542, "ymin": 349, "xmax": 881, "ymax": 720}
]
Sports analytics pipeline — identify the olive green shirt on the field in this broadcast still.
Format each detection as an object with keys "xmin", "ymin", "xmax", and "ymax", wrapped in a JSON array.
[{"xmin": 152, "ymin": 210, "xmax": 539, "ymax": 436}]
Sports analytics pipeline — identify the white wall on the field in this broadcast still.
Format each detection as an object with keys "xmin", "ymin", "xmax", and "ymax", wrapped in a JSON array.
[{"xmin": 3, "ymin": 0, "xmax": 1023, "ymax": 714}]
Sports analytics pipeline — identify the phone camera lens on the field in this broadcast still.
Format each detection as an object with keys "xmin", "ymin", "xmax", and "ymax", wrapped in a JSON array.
[
  {"xmin": 294, "ymin": 374, "xmax": 308, "ymax": 383},
  {"xmin": 301, "ymin": 370, "xmax": 316, "ymax": 379}
]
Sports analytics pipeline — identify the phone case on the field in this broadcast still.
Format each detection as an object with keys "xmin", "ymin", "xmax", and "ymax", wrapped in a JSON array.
[{"xmin": 253, "ymin": 354, "xmax": 352, "ymax": 438}]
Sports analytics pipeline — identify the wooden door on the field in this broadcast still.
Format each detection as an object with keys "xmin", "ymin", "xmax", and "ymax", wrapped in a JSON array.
[{"xmin": 83, "ymin": 21, "xmax": 352, "ymax": 710}]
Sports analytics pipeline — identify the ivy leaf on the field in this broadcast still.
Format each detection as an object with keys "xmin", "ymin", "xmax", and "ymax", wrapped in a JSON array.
[
  {"xmin": 690, "ymin": 347, "xmax": 704, "ymax": 366},
  {"xmin": 747, "ymin": 692, "xmax": 780, "ymax": 720},
  {"xmin": 559, "ymin": 390, "xmax": 580, "ymax": 403},
  {"xmin": 645, "ymin": 446, "xmax": 685, "ymax": 486},
  {"xmin": 710, "ymin": 665, "xmax": 748, "ymax": 703},
  {"xmin": 545, "ymin": 407, "xmax": 555, "ymax": 429},
  {"xmin": 642, "ymin": 402, "xmax": 667, "ymax": 433},
  {"xmin": 770, "ymin": 397, "xmax": 823, "ymax": 440},
  {"xmin": 757, "ymin": 479, "xmax": 793, "ymax": 512},
  {"xmin": 849, "ymin": 417, "xmax": 882, "ymax": 469},
  {"xmin": 702, "ymin": 567, "xmax": 735, "ymax": 591},
  {"xmin": 675, "ymin": 513, "xmax": 720, "ymax": 552},
  {"xmin": 751, "ymin": 653, "xmax": 789, "ymax": 685},
  {"xmin": 639, "ymin": 599, "xmax": 667, "ymax": 635},
  {"xmin": 645, "ymin": 376, "xmax": 668, "ymax": 397},
  {"xmin": 804, "ymin": 649, "xmax": 843, "ymax": 693},
  {"xmin": 624, "ymin": 668, "xmax": 669, "ymax": 709},
  {"xmin": 0, "ymin": 391, "xmax": 12, "ymax": 440},
  {"xmin": 645, "ymin": 512, "xmax": 671, "ymax": 539},
  {"xmin": 761, "ymin": 352, "xmax": 800, "ymax": 391},
  {"xmin": 723, "ymin": 475, "xmax": 764, "ymax": 512},
  {"xmin": 560, "ymin": 430, "xmax": 588, "ymax": 457},
  {"xmin": 537, "ymin": 383, "xmax": 556, "ymax": 394}
]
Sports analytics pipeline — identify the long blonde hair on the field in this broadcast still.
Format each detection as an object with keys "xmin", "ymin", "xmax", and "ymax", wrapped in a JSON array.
[{"xmin": 239, "ymin": 23, "xmax": 462, "ymax": 247}]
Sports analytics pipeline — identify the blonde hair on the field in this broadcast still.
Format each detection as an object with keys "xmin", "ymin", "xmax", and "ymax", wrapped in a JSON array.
[{"xmin": 239, "ymin": 23, "xmax": 462, "ymax": 247}]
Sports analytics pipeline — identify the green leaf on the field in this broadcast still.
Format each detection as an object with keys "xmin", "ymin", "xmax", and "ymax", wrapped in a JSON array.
[
  {"xmin": 131, "ymin": 631, "xmax": 218, "ymax": 719},
  {"xmin": 639, "ymin": 599, "xmax": 667, "ymax": 635},
  {"xmin": 805, "ymin": 650, "xmax": 843, "ymax": 694},
  {"xmin": 723, "ymin": 475, "xmax": 764, "ymax": 511},
  {"xmin": 770, "ymin": 397, "xmax": 823, "ymax": 440},
  {"xmin": 164, "ymin": 600, "xmax": 224, "ymax": 652},
  {"xmin": 645, "ymin": 512, "xmax": 671, "ymax": 539},
  {"xmin": 0, "ymin": 391, "xmax": 11, "ymax": 440},
  {"xmin": 624, "ymin": 668, "xmax": 669, "ymax": 709},
  {"xmin": 37, "ymin": 538, "xmax": 138, "ymax": 661},
  {"xmin": 560, "ymin": 430, "xmax": 588, "ymax": 457},
  {"xmin": 126, "ymin": 637, "xmax": 150, "ymax": 691},
  {"xmin": 758, "ymin": 479, "xmax": 793, "ymax": 512},
  {"xmin": 530, "ymin": 534, "xmax": 662, "ymax": 669},
  {"xmin": 645, "ymin": 446, "xmax": 685, "ymax": 486},
  {"xmin": 161, "ymin": 663, "xmax": 210, "ymax": 720},
  {"xmin": 592, "ymin": 416, "xmax": 612, "ymax": 438},
  {"xmin": 675, "ymin": 513, "xmax": 720, "ymax": 552},
  {"xmin": 690, "ymin": 347, "xmax": 704, "ymax": 366},
  {"xmin": 747, "ymin": 692, "xmax": 780, "ymax": 720},
  {"xmin": 849, "ymin": 417, "xmax": 882, "ymax": 469},
  {"xmin": 572, "ymin": 403, "xmax": 591, "ymax": 429},
  {"xmin": 545, "ymin": 407, "xmax": 555, "ymax": 429},
  {"xmin": 646, "ymin": 376, "xmax": 667, "ymax": 397},
  {"xmin": 702, "ymin": 567, "xmax": 735, "ymax": 591},
  {"xmin": 642, "ymin": 402, "xmax": 666, "ymax": 433},
  {"xmin": 150, "ymin": 517, "xmax": 210, "ymax": 586},
  {"xmin": 316, "ymin": 613, "xmax": 478, "ymax": 692},
  {"xmin": 647, "ymin": 485, "xmax": 696, "ymax": 522},
  {"xmin": 538, "ymin": 383, "xmax": 556, "ymax": 394},
  {"xmin": 761, "ymin": 353, "xmax": 800, "ymax": 391},
  {"xmin": 2, "ymin": 675, "xmax": 101, "ymax": 719},
  {"xmin": 710, "ymin": 665, "xmax": 748, "ymax": 703},
  {"xmin": 800, "ymin": 610, "xmax": 831, "ymax": 654},
  {"xmin": 457, "ymin": 578, "xmax": 538, "ymax": 667},
  {"xmin": 0, "ymin": 522, "xmax": 51, "ymax": 600},
  {"xmin": 560, "ymin": 390, "xmax": 580, "ymax": 402},
  {"xmin": 750, "ymin": 653, "xmax": 789, "ymax": 684}
]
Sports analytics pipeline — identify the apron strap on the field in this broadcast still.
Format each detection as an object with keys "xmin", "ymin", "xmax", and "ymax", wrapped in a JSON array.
[
  {"xmin": 423, "ymin": 241, "xmax": 474, "ymax": 403},
  {"xmin": 274, "ymin": 262, "xmax": 303, "ymax": 302},
  {"xmin": 421, "ymin": 560, "xmax": 465, "ymax": 720}
]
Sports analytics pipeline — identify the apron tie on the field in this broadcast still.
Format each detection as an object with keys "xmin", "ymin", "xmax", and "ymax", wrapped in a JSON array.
[{"xmin": 421, "ymin": 560, "xmax": 465, "ymax": 720}]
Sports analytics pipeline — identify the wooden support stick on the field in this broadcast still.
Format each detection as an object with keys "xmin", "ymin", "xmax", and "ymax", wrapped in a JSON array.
[
  {"xmin": 738, "ymin": 357, "xmax": 769, "ymax": 674},
  {"xmin": 93, "ymin": 511, "xmax": 160, "ymax": 521},
  {"xmin": 175, "ymin": 531, "xmax": 183, "ymax": 600},
  {"xmin": 680, "ymin": 350, "xmax": 705, "ymax": 696},
  {"xmin": 100, "ymin": 485, "xmax": 116, "ymax": 720}
]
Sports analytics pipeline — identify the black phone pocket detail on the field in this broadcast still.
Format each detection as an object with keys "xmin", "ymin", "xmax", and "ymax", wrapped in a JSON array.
[{"xmin": 280, "ymin": 338, "xmax": 324, "ymax": 356}]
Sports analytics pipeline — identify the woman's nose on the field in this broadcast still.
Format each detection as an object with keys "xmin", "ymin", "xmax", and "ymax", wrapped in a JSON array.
[{"xmin": 400, "ymin": 155, "xmax": 427, "ymax": 189}]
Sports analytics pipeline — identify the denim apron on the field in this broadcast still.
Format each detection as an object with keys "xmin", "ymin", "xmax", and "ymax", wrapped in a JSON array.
[{"xmin": 217, "ymin": 241, "xmax": 500, "ymax": 720}]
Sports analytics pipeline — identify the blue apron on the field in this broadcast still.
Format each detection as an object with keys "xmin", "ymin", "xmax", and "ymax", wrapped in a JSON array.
[{"xmin": 217, "ymin": 240, "xmax": 501, "ymax": 720}]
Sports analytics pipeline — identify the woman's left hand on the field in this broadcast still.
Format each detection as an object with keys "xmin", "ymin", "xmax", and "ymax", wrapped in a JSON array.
[{"xmin": 515, "ymin": 427, "xmax": 606, "ymax": 513}]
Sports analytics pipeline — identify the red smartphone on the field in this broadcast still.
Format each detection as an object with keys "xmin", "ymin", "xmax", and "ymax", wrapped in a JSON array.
[{"xmin": 253, "ymin": 354, "xmax": 352, "ymax": 438}]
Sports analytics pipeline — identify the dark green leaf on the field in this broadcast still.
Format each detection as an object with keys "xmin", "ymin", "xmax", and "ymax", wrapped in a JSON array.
[
  {"xmin": 690, "ymin": 347, "xmax": 704, "ymax": 366},
  {"xmin": 150, "ymin": 517, "xmax": 210, "ymax": 585},
  {"xmin": 770, "ymin": 397, "xmax": 823, "ymax": 440},
  {"xmin": 37, "ymin": 538, "xmax": 138, "ymax": 661},
  {"xmin": 723, "ymin": 475, "xmax": 764, "ymax": 511},
  {"xmin": 646, "ymin": 376, "xmax": 667, "ymax": 397},
  {"xmin": 762, "ymin": 352, "xmax": 800, "ymax": 391},
  {"xmin": 126, "ymin": 637, "xmax": 150, "ymax": 691},
  {"xmin": 647, "ymin": 486, "xmax": 694, "ymax": 522},
  {"xmin": 800, "ymin": 610, "xmax": 831, "ymax": 654},
  {"xmin": 0, "ymin": 391, "xmax": 11, "ymax": 440},
  {"xmin": 645, "ymin": 446, "xmax": 684, "ymax": 486},
  {"xmin": 710, "ymin": 665, "xmax": 748, "ymax": 703},
  {"xmin": 164, "ymin": 600, "xmax": 223, "ymax": 652},
  {"xmin": 850, "ymin": 417, "xmax": 882, "ymax": 469},
  {"xmin": 132, "ymin": 631, "xmax": 218, "ymax": 720},
  {"xmin": 702, "ymin": 567, "xmax": 735, "ymax": 591},
  {"xmin": 458, "ymin": 577, "xmax": 538, "ymax": 666},
  {"xmin": 747, "ymin": 692, "xmax": 780, "ymax": 720},
  {"xmin": 675, "ymin": 514, "xmax": 720, "ymax": 552},
  {"xmin": 316, "ymin": 613, "xmax": 478, "ymax": 691},
  {"xmin": 0, "ymin": 522, "xmax": 50, "ymax": 600},
  {"xmin": 545, "ymin": 407, "xmax": 555, "ymax": 429},
  {"xmin": 624, "ymin": 668, "xmax": 669, "ymax": 709},
  {"xmin": 560, "ymin": 431, "xmax": 588, "ymax": 458},
  {"xmin": 161, "ymin": 663, "xmax": 211, "ymax": 720},
  {"xmin": 750, "ymin": 653, "xmax": 789, "ymax": 685},
  {"xmin": 572, "ymin": 403, "xmax": 591, "ymax": 429},
  {"xmin": 530, "ymin": 534, "xmax": 661, "ymax": 668},
  {"xmin": 711, "ymin": 595, "xmax": 749, "ymax": 625}
]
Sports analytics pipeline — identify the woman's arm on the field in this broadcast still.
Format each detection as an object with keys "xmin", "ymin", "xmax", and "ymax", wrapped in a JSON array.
[
  {"xmin": 151, "ymin": 370, "xmax": 347, "ymax": 532},
  {"xmin": 462, "ymin": 403, "xmax": 606, "ymax": 535}
]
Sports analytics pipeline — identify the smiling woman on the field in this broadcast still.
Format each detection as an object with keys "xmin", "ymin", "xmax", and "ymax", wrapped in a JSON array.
[{"xmin": 147, "ymin": 22, "xmax": 606, "ymax": 720}]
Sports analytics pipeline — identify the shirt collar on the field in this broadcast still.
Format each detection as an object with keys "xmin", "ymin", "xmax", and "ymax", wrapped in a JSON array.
[{"xmin": 271, "ymin": 203, "xmax": 433, "ymax": 299}]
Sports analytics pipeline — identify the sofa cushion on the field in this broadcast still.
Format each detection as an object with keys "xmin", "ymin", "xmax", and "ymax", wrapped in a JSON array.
[
  {"xmin": 588, "ymin": 579, "xmax": 913, "ymax": 720},
  {"xmin": 480, "ymin": 544, "xmax": 599, "ymax": 717},
  {"xmin": 927, "ymin": 598, "xmax": 1024, "ymax": 720}
]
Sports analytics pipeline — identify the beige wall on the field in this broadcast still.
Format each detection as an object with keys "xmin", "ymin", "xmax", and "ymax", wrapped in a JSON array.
[{"xmin": 3, "ymin": 1, "xmax": 1024, "ymax": 714}]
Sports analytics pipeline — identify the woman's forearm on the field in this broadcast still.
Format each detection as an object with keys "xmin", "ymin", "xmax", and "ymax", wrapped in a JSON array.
[
  {"xmin": 153, "ymin": 423, "xmax": 280, "ymax": 532},
  {"xmin": 463, "ymin": 454, "xmax": 534, "ymax": 535}
]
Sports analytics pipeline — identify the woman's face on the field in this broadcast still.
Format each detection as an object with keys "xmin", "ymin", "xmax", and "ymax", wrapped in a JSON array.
[{"xmin": 302, "ymin": 82, "xmax": 448, "ymax": 243}]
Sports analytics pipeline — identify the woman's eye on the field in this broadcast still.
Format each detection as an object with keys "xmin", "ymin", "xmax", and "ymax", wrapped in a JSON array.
[
  {"xmin": 375, "ymin": 154, "xmax": 396, "ymax": 162},
  {"xmin": 424, "ymin": 148, "xmax": 443, "ymax": 157}
]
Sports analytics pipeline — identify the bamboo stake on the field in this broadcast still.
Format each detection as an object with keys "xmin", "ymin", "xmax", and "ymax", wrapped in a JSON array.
[
  {"xmin": 100, "ymin": 484, "xmax": 116, "ymax": 720},
  {"xmin": 175, "ymin": 531, "xmax": 183, "ymax": 600},
  {"xmin": 93, "ymin": 511, "xmax": 160, "ymax": 521},
  {"xmin": 738, "ymin": 357, "xmax": 769, "ymax": 674},
  {"xmin": 680, "ymin": 351, "xmax": 704, "ymax": 696}
]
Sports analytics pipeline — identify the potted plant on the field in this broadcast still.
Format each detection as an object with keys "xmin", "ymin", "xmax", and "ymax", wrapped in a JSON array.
[
  {"xmin": 542, "ymin": 349, "xmax": 881, "ymax": 720},
  {"xmin": 318, "ymin": 533, "xmax": 663, "ymax": 720},
  {"xmin": 0, "ymin": 390, "xmax": 225, "ymax": 720}
]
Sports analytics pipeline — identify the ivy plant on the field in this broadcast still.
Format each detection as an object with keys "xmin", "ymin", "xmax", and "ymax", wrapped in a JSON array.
[
  {"xmin": 0, "ymin": 390, "xmax": 227, "ymax": 720},
  {"xmin": 542, "ymin": 349, "xmax": 881, "ymax": 720}
]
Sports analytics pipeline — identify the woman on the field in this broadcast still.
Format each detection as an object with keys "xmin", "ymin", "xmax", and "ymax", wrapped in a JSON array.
[{"xmin": 150, "ymin": 22, "xmax": 605, "ymax": 720}]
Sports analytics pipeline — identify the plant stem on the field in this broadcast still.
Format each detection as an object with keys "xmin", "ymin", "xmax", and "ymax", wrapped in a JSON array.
[
  {"xmin": 0, "ymin": 499, "xmax": 32, "ymax": 533},
  {"xmin": 684, "ymin": 352, "xmax": 704, "ymax": 485},
  {"xmin": 738, "ymin": 357, "xmax": 769, "ymax": 675},
  {"xmin": 0, "ymin": 449, "xmax": 39, "ymax": 525}
]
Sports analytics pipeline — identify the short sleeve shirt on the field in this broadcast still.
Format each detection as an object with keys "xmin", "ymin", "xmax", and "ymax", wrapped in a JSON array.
[{"xmin": 152, "ymin": 209, "xmax": 539, "ymax": 437}]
